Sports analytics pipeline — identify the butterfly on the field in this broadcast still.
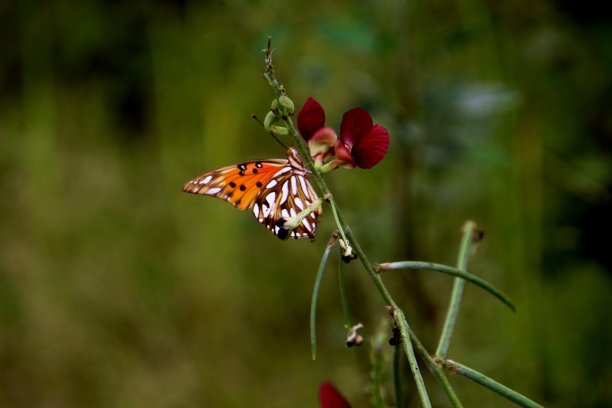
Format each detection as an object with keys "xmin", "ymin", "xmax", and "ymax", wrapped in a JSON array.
[{"xmin": 182, "ymin": 147, "xmax": 322, "ymax": 240}]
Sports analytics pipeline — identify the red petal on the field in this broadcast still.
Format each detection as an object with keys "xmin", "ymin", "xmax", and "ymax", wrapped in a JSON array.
[
  {"xmin": 339, "ymin": 108, "xmax": 373, "ymax": 150},
  {"xmin": 319, "ymin": 382, "xmax": 352, "ymax": 408},
  {"xmin": 298, "ymin": 97, "xmax": 326, "ymax": 141},
  {"xmin": 352, "ymin": 124, "xmax": 390, "ymax": 169}
]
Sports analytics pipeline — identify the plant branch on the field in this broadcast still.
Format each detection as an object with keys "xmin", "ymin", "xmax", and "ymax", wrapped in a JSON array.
[
  {"xmin": 391, "ymin": 308, "xmax": 432, "ymax": 408},
  {"xmin": 443, "ymin": 360, "xmax": 544, "ymax": 408},
  {"xmin": 337, "ymin": 249, "xmax": 352, "ymax": 329},
  {"xmin": 377, "ymin": 261, "xmax": 515, "ymax": 312},
  {"xmin": 436, "ymin": 221, "xmax": 477, "ymax": 358},
  {"xmin": 327, "ymin": 194, "xmax": 351, "ymax": 248},
  {"xmin": 392, "ymin": 344, "xmax": 403, "ymax": 408},
  {"xmin": 406, "ymin": 327, "xmax": 464, "ymax": 408}
]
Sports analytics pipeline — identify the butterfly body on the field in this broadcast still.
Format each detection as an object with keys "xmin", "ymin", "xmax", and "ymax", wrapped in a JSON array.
[{"xmin": 182, "ymin": 147, "xmax": 321, "ymax": 240}]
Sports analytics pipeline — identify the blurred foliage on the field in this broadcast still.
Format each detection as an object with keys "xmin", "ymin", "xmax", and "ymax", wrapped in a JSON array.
[{"xmin": 1, "ymin": 0, "xmax": 611, "ymax": 407}]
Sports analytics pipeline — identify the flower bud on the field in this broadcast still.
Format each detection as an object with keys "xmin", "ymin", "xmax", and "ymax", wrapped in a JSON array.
[
  {"xmin": 270, "ymin": 98, "xmax": 279, "ymax": 111},
  {"xmin": 270, "ymin": 125, "xmax": 289, "ymax": 136},
  {"xmin": 278, "ymin": 95, "xmax": 295, "ymax": 114},
  {"xmin": 263, "ymin": 111, "xmax": 277, "ymax": 131}
]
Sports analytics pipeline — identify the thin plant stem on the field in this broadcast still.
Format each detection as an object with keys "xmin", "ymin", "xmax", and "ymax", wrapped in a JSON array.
[
  {"xmin": 393, "ymin": 308, "xmax": 432, "ymax": 408},
  {"xmin": 328, "ymin": 193, "xmax": 351, "ymax": 247},
  {"xmin": 432, "ymin": 368, "xmax": 464, "ymax": 408},
  {"xmin": 310, "ymin": 234, "xmax": 337, "ymax": 360},
  {"xmin": 377, "ymin": 261, "xmax": 515, "ymax": 312},
  {"xmin": 444, "ymin": 360, "xmax": 544, "ymax": 408},
  {"xmin": 436, "ymin": 221, "xmax": 477, "ymax": 358},
  {"xmin": 337, "ymin": 250, "xmax": 352, "ymax": 329},
  {"xmin": 407, "ymin": 328, "xmax": 464, "ymax": 408},
  {"xmin": 393, "ymin": 344, "xmax": 403, "ymax": 408}
]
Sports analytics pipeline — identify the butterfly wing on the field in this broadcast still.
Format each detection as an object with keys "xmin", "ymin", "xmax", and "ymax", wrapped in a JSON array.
[
  {"xmin": 253, "ymin": 172, "xmax": 322, "ymax": 240},
  {"xmin": 183, "ymin": 149, "xmax": 321, "ymax": 240},
  {"xmin": 182, "ymin": 159, "xmax": 288, "ymax": 210}
]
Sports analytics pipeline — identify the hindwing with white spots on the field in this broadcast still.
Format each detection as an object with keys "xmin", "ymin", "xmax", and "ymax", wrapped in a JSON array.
[{"xmin": 182, "ymin": 147, "xmax": 321, "ymax": 240}]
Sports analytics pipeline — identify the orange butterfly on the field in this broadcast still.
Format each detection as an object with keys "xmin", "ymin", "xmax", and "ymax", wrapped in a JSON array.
[{"xmin": 182, "ymin": 147, "xmax": 322, "ymax": 240}]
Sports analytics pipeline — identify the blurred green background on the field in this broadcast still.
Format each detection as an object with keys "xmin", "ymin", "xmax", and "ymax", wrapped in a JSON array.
[{"xmin": 1, "ymin": 1, "xmax": 611, "ymax": 407}]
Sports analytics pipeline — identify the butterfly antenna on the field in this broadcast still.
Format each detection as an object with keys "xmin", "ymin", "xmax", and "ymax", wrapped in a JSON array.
[{"xmin": 251, "ymin": 113, "xmax": 288, "ymax": 150}]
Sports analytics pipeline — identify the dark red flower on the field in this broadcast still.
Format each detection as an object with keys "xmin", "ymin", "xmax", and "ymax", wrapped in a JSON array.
[
  {"xmin": 297, "ymin": 98, "xmax": 389, "ymax": 170},
  {"xmin": 319, "ymin": 382, "xmax": 352, "ymax": 408},
  {"xmin": 336, "ymin": 108, "xmax": 389, "ymax": 169}
]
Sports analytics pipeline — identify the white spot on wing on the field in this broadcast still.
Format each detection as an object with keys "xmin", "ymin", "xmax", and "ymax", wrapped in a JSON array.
[
  {"xmin": 281, "ymin": 209, "xmax": 290, "ymax": 218},
  {"xmin": 265, "ymin": 192, "xmax": 276, "ymax": 208},
  {"xmin": 280, "ymin": 181, "xmax": 289, "ymax": 204},
  {"xmin": 262, "ymin": 204, "xmax": 271, "ymax": 218},
  {"xmin": 303, "ymin": 219, "xmax": 311, "ymax": 231},
  {"xmin": 290, "ymin": 208, "xmax": 297, "ymax": 217},
  {"xmin": 295, "ymin": 197, "xmax": 305, "ymax": 211},
  {"xmin": 199, "ymin": 175, "xmax": 213, "ymax": 185},
  {"xmin": 205, "ymin": 187, "xmax": 221, "ymax": 195},
  {"xmin": 266, "ymin": 179, "xmax": 278, "ymax": 189},
  {"xmin": 253, "ymin": 203, "xmax": 260, "ymax": 218},
  {"xmin": 276, "ymin": 167, "xmax": 291, "ymax": 176},
  {"xmin": 299, "ymin": 176, "xmax": 310, "ymax": 198},
  {"xmin": 291, "ymin": 177, "xmax": 297, "ymax": 195}
]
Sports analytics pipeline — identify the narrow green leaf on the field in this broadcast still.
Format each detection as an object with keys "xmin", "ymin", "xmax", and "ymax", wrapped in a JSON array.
[
  {"xmin": 449, "ymin": 360, "xmax": 544, "ymax": 408},
  {"xmin": 378, "ymin": 261, "xmax": 515, "ymax": 312},
  {"xmin": 310, "ymin": 235, "xmax": 336, "ymax": 360}
]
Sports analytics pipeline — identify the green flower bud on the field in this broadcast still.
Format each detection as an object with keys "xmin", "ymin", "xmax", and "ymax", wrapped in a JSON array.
[
  {"xmin": 270, "ymin": 125, "xmax": 289, "ymax": 136},
  {"xmin": 270, "ymin": 98, "xmax": 279, "ymax": 111},
  {"xmin": 278, "ymin": 95, "xmax": 295, "ymax": 114},
  {"xmin": 263, "ymin": 111, "xmax": 277, "ymax": 131}
]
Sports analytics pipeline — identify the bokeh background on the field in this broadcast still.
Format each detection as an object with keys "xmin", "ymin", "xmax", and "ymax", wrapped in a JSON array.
[{"xmin": 1, "ymin": 1, "xmax": 611, "ymax": 407}]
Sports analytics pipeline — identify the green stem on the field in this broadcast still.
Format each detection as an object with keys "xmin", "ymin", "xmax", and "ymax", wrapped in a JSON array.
[
  {"xmin": 328, "ymin": 195, "xmax": 351, "ymax": 248},
  {"xmin": 377, "ymin": 261, "xmax": 515, "ymax": 312},
  {"xmin": 393, "ymin": 309, "xmax": 432, "ymax": 408},
  {"xmin": 445, "ymin": 360, "xmax": 544, "ymax": 408},
  {"xmin": 310, "ymin": 234, "xmax": 337, "ymax": 360},
  {"xmin": 337, "ymin": 250, "xmax": 352, "ymax": 329},
  {"xmin": 407, "ymin": 328, "xmax": 464, "ymax": 408},
  {"xmin": 436, "ymin": 221, "xmax": 477, "ymax": 358},
  {"xmin": 393, "ymin": 344, "xmax": 403, "ymax": 408}
]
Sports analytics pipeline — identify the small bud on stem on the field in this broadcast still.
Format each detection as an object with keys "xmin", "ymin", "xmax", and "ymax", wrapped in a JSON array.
[{"xmin": 263, "ymin": 111, "xmax": 277, "ymax": 131}]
